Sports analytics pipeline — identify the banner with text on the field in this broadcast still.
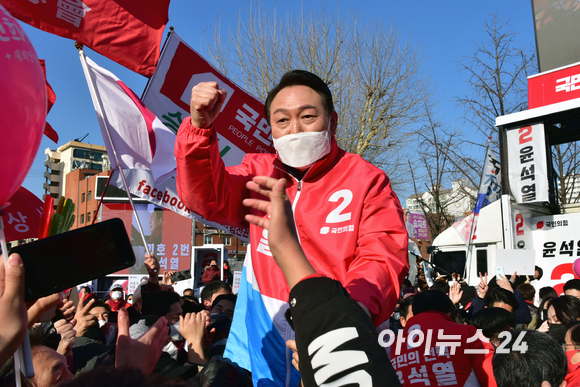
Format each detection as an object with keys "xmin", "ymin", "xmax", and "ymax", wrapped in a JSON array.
[
  {"xmin": 526, "ymin": 213, "xmax": 580, "ymax": 295},
  {"xmin": 142, "ymin": 31, "xmax": 275, "ymax": 166},
  {"xmin": 111, "ymin": 169, "xmax": 250, "ymax": 241},
  {"xmin": 101, "ymin": 203, "xmax": 192, "ymax": 275},
  {"xmin": 507, "ymin": 123, "xmax": 549, "ymax": 203},
  {"xmin": 404, "ymin": 211, "xmax": 429, "ymax": 239}
]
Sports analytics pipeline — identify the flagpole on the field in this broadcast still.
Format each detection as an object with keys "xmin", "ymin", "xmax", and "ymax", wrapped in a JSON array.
[
  {"xmin": 141, "ymin": 26, "xmax": 174, "ymax": 100},
  {"xmin": 77, "ymin": 44, "xmax": 152, "ymax": 257},
  {"xmin": 91, "ymin": 172, "xmax": 113, "ymax": 225},
  {"xmin": 464, "ymin": 136, "xmax": 493, "ymax": 282}
]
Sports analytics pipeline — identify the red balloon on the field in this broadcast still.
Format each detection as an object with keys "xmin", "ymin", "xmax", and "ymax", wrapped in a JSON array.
[{"xmin": 0, "ymin": 5, "xmax": 46, "ymax": 207}]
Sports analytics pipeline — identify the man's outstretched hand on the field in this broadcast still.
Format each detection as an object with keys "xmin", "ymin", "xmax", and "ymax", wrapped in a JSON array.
[
  {"xmin": 243, "ymin": 176, "xmax": 315, "ymax": 288},
  {"xmin": 115, "ymin": 308, "xmax": 167, "ymax": 374}
]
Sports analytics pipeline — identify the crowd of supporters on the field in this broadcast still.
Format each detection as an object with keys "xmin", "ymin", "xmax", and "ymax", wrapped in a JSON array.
[{"xmin": 383, "ymin": 262, "xmax": 580, "ymax": 387}]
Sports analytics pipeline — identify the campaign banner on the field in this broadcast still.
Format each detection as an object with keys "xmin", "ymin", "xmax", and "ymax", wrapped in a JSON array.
[
  {"xmin": 528, "ymin": 63, "xmax": 580, "ymax": 108},
  {"xmin": 127, "ymin": 275, "xmax": 148, "ymax": 294},
  {"xmin": 193, "ymin": 247, "xmax": 226, "ymax": 289},
  {"xmin": 506, "ymin": 123, "xmax": 549, "ymax": 203},
  {"xmin": 142, "ymin": 31, "xmax": 275, "ymax": 166},
  {"xmin": 232, "ymin": 271, "xmax": 242, "ymax": 294},
  {"xmin": 525, "ymin": 213, "xmax": 580, "ymax": 295},
  {"xmin": 101, "ymin": 203, "xmax": 192, "ymax": 275},
  {"xmin": 111, "ymin": 169, "xmax": 249, "ymax": 241},
  {"xmin": 404, "ymin": 211, "xmax": 428, "ymax": 239}
]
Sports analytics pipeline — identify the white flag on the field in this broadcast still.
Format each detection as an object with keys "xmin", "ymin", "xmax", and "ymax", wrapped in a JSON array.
[{"xmin": 83, "ymin": 56, "xmax": 176, "ymax": 183}]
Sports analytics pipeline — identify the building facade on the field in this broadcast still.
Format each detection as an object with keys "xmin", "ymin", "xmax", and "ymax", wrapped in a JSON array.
[{"xmin": 43, "ymin": 141, "xmax": 111, "ymax": 202}]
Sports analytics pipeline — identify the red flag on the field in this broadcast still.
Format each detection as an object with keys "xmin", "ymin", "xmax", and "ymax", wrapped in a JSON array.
[
  {"xmin": 2, "ymin": 187, "xmax": 44, "ymax": 242},
  {"xmin": 0, "ymin": 0, "xmax": 169, "ymax": 77},
  {"xmin": 39, "ymin": 59, "xmax": 58, "ymax": 143}
]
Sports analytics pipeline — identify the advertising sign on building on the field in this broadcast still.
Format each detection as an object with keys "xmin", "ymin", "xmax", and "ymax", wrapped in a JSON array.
[
  {"xmin": 101, "ymin": 203, "xmax": 193, "ymax": 275},
  {"xmin": 506, "ymin": 123, "xmax": 549, "ymax": 203}
]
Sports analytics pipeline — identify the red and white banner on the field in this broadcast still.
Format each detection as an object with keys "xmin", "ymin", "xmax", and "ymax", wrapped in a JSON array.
[
  {"xmin": 142, "ymin": 31, "xmax": 275, "ymax": 167},
  {"xmin": 110, "ymin": 168, "xmax": 250, "ymax": 240},
  {"xmin": 524, "ymin": 213, "xmax": 580, "ymax": 295},
  {"xmin": 101, "ymin": 203, "xmax": 192, "ymax": 276},
  {"xmin": 506, "ymin": 123, "xmax": 549, "ymax": 203},
  {"xmin": 0, "ymin": 0, "xmax": 169, "ymax": 77},
  {"xmin": 2, "ymin": 187, "xmax": 43, "ymax": 242},
  {"xmin": 528, "ymin": 62, "xmax": 580, "ymax": 109}
]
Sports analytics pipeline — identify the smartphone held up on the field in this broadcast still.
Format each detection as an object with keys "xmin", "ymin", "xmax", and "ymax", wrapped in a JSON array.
[{"xmin": 11, "ymin": 218, "xmax": 135, "ymax": 301}]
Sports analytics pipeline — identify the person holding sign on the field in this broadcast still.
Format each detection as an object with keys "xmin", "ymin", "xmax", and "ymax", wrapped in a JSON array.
[{"xmin": 175, "ymin": 70, "xmax": 408, "ymax": 386}]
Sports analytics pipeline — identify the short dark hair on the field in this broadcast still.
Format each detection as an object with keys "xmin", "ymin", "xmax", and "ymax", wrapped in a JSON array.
[
  {"xmin": 211, "ymin": 294, "xmax": 237, "ymax": 310},
  {"xmin": 412, "ymin": 290, "xmax": 454, "ymax": 315},
  {"xmin": 473, "ymin": 307, "xmax": 515, "ymax": 341},
  {"xmin": 568, "ymin": 321, "xmax": 580, "ymax": 345},
  {"xmin": 564, "ymin": 279, "xmax": 580, "ymax": 292},
  {"xmin": 430, "ymin": 280, "xmax": 450, "ymax": 294},
  {"xmin": 539, "ymin": 286, "xmax": 558, "ymax": 301},
  {"xmin": 492, "ymin": 329, "xmax": 566, "ymax": 387},
  {"xmin": 399, "ymin": 295, "xmax": 415, "ymax": 320},
  {"xmin": 89, "ymin": 300, "xmax": 111, "ymax": 313},
  {"xmin": 264, "ymin": 70, "xmax": 334, "ymax": 125},
  {"xmin": 550, "ymin": 295, "xmax": 580, "ymax": 325},
  {"xmin": 200, "ymin": 281, "xmax": 232, "ymax": 302},
  {"xmin": 183, "ymin": 288, "xmax": 194, "ymax": 295},
  {"xmin": 485, "ymin": 288, "xmax": 519, "ymax": 311},
  {"xmin": 517, "ymin": 283, "xmax": 536, "ymax": 302},
  {"xmin": 141, "ymin": 291, "xmax": 181, "ymax": 317}
]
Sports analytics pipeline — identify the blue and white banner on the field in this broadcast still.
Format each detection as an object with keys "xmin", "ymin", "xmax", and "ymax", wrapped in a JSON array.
[
  {"xmin": 474, "ymin": 146, "xmax": 502, "ymax": 215},
  {"xmin": 453, "ymin": 145, "xmax": 502, "ymax": 245},
  {"xmin": 224, "ymin": 249, "xmax": 301, "ymax": 387}
]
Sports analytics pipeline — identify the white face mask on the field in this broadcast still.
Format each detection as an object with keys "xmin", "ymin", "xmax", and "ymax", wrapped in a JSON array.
[
  {"xmin": 273, "ymin": 121, "xmax": 331, "ymax": 169},
  {"xmin": 98, "ymin": 320, "xmax": 107, "ymax": 328},
  {"xmin": 111, "ymin": 291, "xmax": 122, "ymax": 300},
  {"xmin": 127, "ymin": 299, "xmax": 133, "ymax": 305},
  {"xmin": 163, "ymin": 341, "xmax": 179, "ymax": 361},
  {"xmin": 169, "ymin": 322, "xmax": 183, "ymax": 341}
]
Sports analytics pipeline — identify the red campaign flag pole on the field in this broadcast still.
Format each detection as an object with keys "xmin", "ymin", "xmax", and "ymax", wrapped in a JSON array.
[{"xmin": 77, "ymin": 44, "xmax": 151, "ymax": 256}]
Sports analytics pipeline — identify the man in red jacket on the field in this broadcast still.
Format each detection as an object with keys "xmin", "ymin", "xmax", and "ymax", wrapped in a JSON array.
[
  {"xmin": 175, "ymin": 70, "xmax": 408, "ymax": 386},
  {"xmin": 201, "ymin": 259, "xmax": 221, "ymax": 285},
  {"xmin": 387, "ymin": 291, "xmax": 496, "ymax": 387}
]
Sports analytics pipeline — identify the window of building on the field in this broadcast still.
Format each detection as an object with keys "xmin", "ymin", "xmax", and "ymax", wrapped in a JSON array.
[
  {"xmin": 87, "ymin": 212, "xmax": 91, "ymax": 223},
  {"xmin": 73, "ymin": 149, "xmax": 104, "ymax": 161},
  {"xmin": 241, "ymin": 240, "xmax": 249, "ymax": 246},
  {"xmin": 93, "ymin": 211, "xmax": 97, "ymax": 221},
  {"xmin": 80, "ymin": 214, "xmax": 84, "ymax": 224},
  {"xmin": 204, "ymin": 235, "xmax": 212, "ymax": 245},
  {"xmin": 87, "ymin": 191, "xmax": 92, "ymax": 200},
  {"xmin": 223, "ymin": 236, "xmax": 231, "ymax": 246},
  {"xmin": 81, "ymin": 193, "xmax": 85, "ymax": 203}
]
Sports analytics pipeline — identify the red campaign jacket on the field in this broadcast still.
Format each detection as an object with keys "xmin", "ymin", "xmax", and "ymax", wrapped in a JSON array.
[
  {"xmin": 175, "ymin": 119, "xmax": 409, "ymax": 325},
  {"xmin": 389, "ymin": 311, "xmax": 496, "ymax": 387},
  {"xmin": 202, "ymin": 266, "xmax": 221, "ymax": 284}
]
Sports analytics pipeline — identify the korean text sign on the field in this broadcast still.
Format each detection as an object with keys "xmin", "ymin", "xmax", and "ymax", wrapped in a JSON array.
[
  {"xmin": 101, "ymin": 203, "xmax": 192, "ymax": 275},
  {"xmin": 506, "ymin": 123, "xmax": 549, "ymax": 203}
]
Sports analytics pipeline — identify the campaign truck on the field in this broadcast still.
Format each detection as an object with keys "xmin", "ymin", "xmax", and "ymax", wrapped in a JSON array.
[{"xmin": 429, "ymin": 62, "xmax": 580, "ymax": 294}]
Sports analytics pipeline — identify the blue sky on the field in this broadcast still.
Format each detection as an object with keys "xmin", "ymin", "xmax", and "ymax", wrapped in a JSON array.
[{"xmin": 17, "ymin": 0, "xmax": 537, "ymax": 203}]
